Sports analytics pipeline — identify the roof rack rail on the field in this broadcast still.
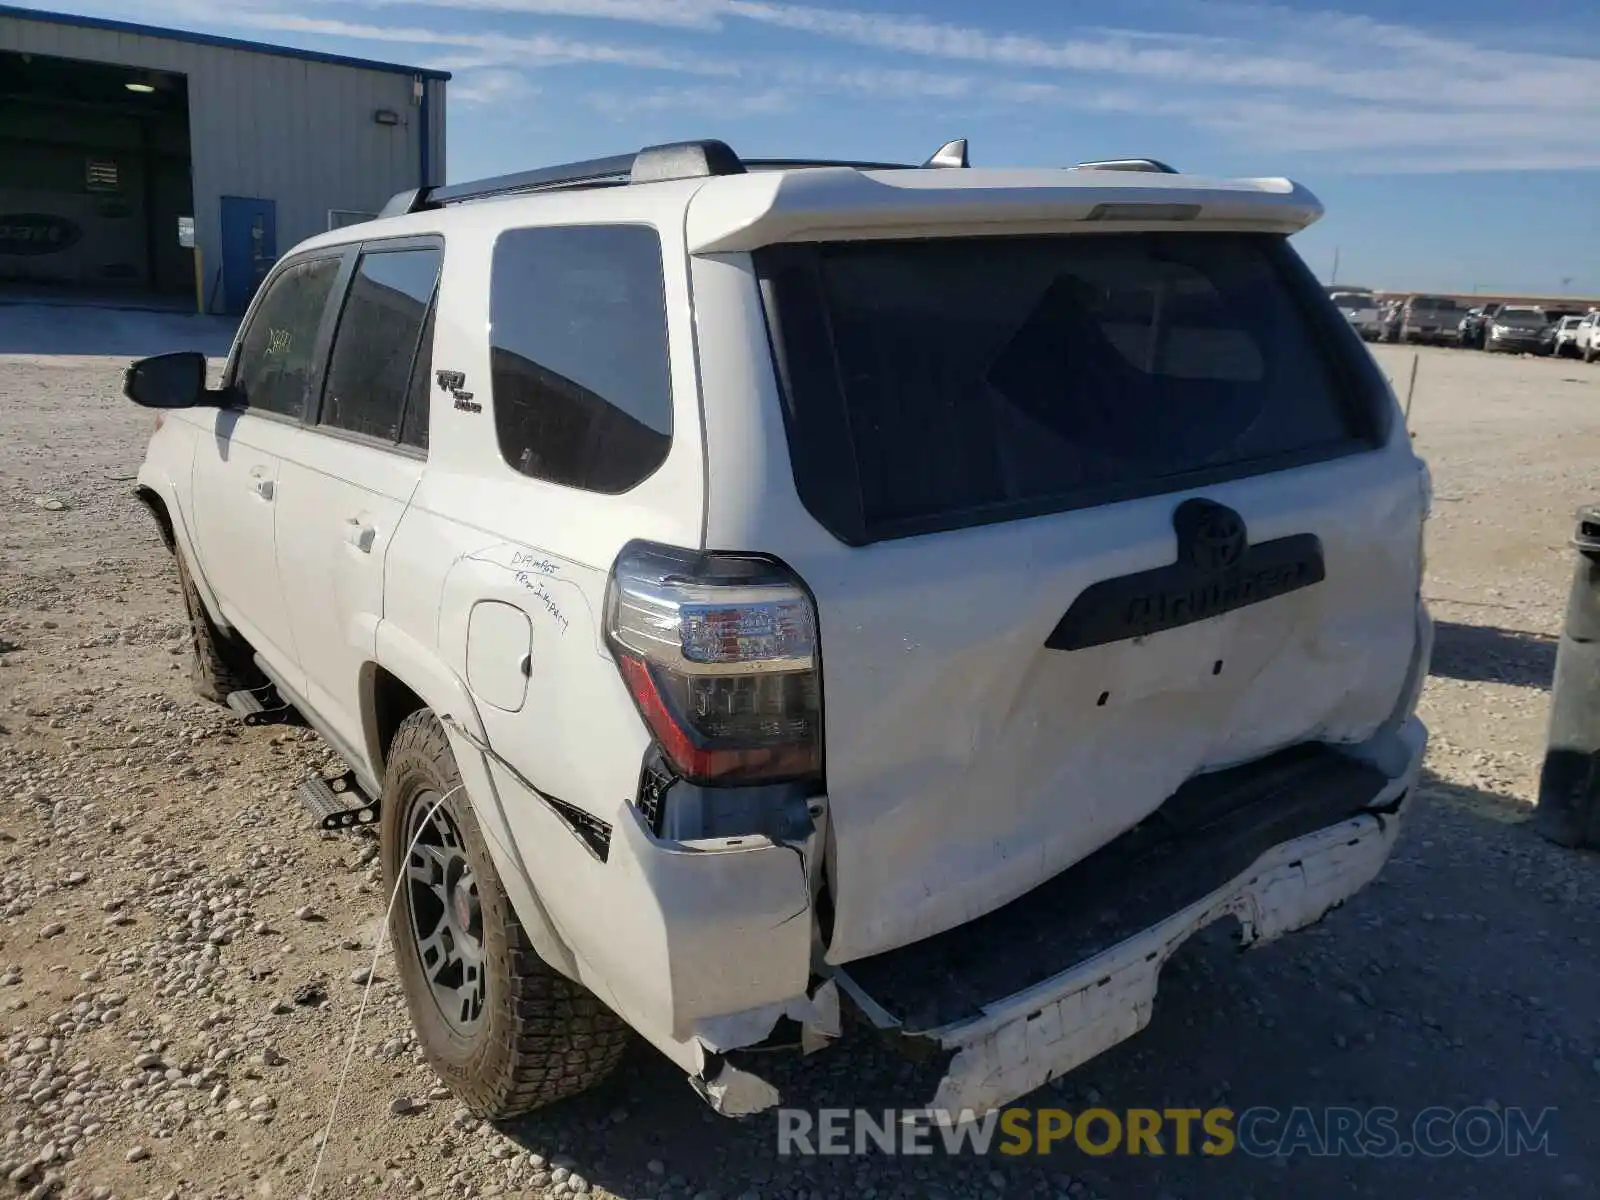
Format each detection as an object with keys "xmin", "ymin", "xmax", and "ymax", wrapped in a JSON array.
[
  {"xmin": 1072, "ymin": 158, "xmax": 1180, "ymax": 174},
  {"xmin": 377, "ymin": 136, "xmax": 973, "ymax": 218},
  {"xmin": 742, "ymin": 158, "xmax": 915, "ymax": 172},
  {"xmin": 743, "ymin": 140, "xmax": 967, "ymax": 172},
  {"xmin": 379, "ymin": 139, "xmax": 745, "ymax": 217}
]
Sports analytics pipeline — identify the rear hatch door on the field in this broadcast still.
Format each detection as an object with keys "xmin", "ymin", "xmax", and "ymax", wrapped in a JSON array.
[{"xmin": 703, "ymin": 223, "xmax": 1423, "ymax": 966}]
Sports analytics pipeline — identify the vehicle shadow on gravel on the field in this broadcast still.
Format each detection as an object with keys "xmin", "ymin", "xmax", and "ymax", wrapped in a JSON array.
[
  {"xmin": 487, "ymin": 772, "xmax": 1597, "ymax": 1200},
  {"xmin": 1429, "ymin": 620, "xmax": 1556, "ymax": 689}
]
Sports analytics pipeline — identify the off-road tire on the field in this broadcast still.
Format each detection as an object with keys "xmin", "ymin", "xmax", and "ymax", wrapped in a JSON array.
[
  {"xmin": 381, "ymin": 710, "xmax": 630, "ymax": 1117},
  {"xmin": 1585, "ymin": 345, "xmax": 1596, "ymax": 364},
  {"xmin": 176, "ymin": 552, "xmax": 264, "ymax": 704}
]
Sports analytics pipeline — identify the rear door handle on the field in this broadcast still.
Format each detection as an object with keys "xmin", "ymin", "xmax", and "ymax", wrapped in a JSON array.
[
  {"xmin": 345, "ymin": 518, "xmax": 376, "ymax": 553},
  {"xmin": 248, "ymin": 470, "xmax": 274, "ymax": 501}
]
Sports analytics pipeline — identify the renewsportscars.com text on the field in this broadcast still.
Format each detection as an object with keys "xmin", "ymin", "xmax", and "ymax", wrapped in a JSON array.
[{"xmin": 777, "ymin": 1106, "xmax": 1557, "ymax": 1159}]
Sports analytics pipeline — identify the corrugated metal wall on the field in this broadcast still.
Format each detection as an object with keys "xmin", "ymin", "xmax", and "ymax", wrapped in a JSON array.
[{"xmin": 0, "ymin": 12, "xmax": 446, "ymax": 309}]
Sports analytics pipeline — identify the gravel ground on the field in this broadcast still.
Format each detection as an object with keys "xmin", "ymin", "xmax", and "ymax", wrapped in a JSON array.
[{"xmin": 1, "ymin": 318, "xmax": 1598, "ymax": 1200}]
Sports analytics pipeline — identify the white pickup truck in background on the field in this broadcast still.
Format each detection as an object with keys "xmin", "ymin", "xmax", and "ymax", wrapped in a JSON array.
[{"xmin": 1571, "ymin": 311, "xmax": 1600, "ymax": 363}]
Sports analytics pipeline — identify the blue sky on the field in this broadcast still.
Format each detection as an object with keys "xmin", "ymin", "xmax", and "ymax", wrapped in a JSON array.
[{"xmin": 21, "ymin": 0, "xmax": 1600, "ymax": 295}]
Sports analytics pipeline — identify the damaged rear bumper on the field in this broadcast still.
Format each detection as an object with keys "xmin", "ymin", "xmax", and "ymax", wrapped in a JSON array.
[{"xmin": 829, "ymin": 719, "xmax": 1425, "ymax": 1118}]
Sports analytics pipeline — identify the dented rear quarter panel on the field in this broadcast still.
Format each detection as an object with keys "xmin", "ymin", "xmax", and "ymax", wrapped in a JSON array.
[{"xmin": 375, "ymin": 200, "xmax": 818, "ymax": 1065}]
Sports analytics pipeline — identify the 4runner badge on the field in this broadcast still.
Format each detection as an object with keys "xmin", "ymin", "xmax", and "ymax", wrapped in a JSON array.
[
  {"xmin": 1045, "ymin": 498, "xmax": 1325, "ymax": 652},
  {"xmin": 437, "ymin": 369, "xmax": 482, "ymax": 413}
]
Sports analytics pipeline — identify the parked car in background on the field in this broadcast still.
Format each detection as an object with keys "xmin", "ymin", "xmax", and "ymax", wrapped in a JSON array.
[
  {"xmin": 1484, "ymin": 306, "xmax": 1555, "ymax": 354},
  {"xmin": 1554, "ymin": 316, "xmax": 1585, "ymax": 357},
  {"xmin": 1458, "ymin": 302, "xmax": 1503, "ymax": 349},
  {"xmin": 1574, "ymin": 311, "xmax": 1600, "ymax": 363},
  {"xmin": 1330, "ymin": 290, "xmax": 1382, "ymax": 340},
  {"xmin": 1537, "ymin": 312, "xmax": 1565, "ymax": 356},
  {"xmin": 1401, "ymin": 296, "xmax": 1465, "ymax": 345},
  {"xmin": 1380, "ymin": 298, "xmax": 1406, "ymax": 343}
]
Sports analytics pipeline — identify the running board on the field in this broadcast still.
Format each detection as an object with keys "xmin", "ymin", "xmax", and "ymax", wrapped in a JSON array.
[
  {"xmin": 249, "ymin": 654, "xmax": 381, "ymax": 800},
  {"xmin": 225, "ymin": 684, "xmax": 294, "ymax": 726},
  {"xmin": 298, "ymin": 771, "xmax": 379, "ymax": 831}
]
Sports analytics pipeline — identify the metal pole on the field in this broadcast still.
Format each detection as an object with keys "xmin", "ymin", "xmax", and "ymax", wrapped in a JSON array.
[
  {"xmin": 1404, "ymin": 353, "xmax": 1419, "ymax": 424},
  {"xmin": 1330, "ymin": 246, "xmax": 1340, "ymax": 285}
]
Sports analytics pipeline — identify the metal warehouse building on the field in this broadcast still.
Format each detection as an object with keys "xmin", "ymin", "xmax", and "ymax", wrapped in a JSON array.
[{"xmin": 0, "ymin": 5, "xmax": 447, "ymax": 313}]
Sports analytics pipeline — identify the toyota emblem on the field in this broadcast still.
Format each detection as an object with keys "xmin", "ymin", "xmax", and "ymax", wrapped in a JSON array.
[{"xmin": 1174, "ymin": 499, "xmax": 1248, "ymax": 573}]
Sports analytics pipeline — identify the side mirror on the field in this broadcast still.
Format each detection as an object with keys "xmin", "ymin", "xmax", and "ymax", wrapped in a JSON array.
[{"xmin": 123, "ymin": 351, "xmax": 211, "ymax": 409}]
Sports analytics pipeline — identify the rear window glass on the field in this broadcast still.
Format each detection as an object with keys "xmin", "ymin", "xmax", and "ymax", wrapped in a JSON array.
[
  {"xmin": 1498, "ymin": 308, "xmax": 1548, "ymax": 327},
  {"xmin": 488, "ymin": 224, "xmax": 672, "ymax": 494},
  {"xmin": 756, "ymin": 232, "xmax": 1385, "ymax": 543}
]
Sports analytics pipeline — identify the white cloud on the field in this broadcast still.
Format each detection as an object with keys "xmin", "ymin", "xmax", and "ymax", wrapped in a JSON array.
[
  {"xmin": 451, "ymin": 67, "xmax": 540, "ymax": 104},
  {"xmin": 351, "ymin": 0, "xmax": 723, "ymax": 30},
  {"xmin": 587, "ymin": 83, "xmax": 794, "ymax": 116},
  {"xmin": 209, "ymin": 7, "xmax": 739, "ymax": 73},
  {"xmin": 78, "ymin": 0, "xmax": 1600, "ymax": 170},
  {"xmin": 103, "ymin": 0, "xmax": 735, "ymax": 73},
  {"xmin": 1199, "ymin": 100, "xmax": 1600, "ymax": 170},
  {"xmin": 719, "ymin": 0, "xmax": 1600, "ymax": 112}
]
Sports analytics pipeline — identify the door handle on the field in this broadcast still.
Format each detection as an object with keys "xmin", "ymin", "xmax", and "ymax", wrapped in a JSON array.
[
  {"xmin": 250, "ymin": 477, "xmax": 274, "ymax": 500},
  {"xmin": 345, "ymin": 517, "xmax": 376, "ymax": 553}
]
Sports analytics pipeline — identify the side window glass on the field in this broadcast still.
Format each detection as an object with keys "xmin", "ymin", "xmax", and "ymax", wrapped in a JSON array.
[
  {"xmin": 400, "ymin": 297, "xmax": 436, "ymax": 451},
  {"xmin": 489, "ymin": 224, "xmax": 672, "ymax": 493},
  {"xmin": 231, "ymin": 257, "xmax": 341, "ymax": 416},
  {"xmin": 320, "ymin": 247, "xmax": 442, "ymax": 442}
]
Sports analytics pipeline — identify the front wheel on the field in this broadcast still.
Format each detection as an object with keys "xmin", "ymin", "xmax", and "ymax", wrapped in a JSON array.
[
  {"xmin": 381, "ymin": 711, "xmax": 630, "ymax": 1117},
  {"xmin": 176, "ymin": 552, "xmax": 263, "ymax": 703}
]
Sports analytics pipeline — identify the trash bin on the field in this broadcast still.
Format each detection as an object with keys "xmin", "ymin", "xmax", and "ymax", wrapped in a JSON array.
[{"xmin": 1535, "ymin": 505, "xmax": 1600, "ymax": 848}]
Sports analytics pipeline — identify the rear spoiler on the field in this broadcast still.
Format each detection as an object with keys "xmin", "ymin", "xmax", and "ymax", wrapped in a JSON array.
[{"xmin": 684, "ymin": 167, "xmax": 1322, "ymax": 255}]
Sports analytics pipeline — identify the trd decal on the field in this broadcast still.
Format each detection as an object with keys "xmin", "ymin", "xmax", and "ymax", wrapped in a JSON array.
[{"xmin": 436, "ymin": 369, "xmax": 482, "ymax": 413}]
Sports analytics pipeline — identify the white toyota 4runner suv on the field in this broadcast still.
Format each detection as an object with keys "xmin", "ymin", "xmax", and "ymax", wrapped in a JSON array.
[{"xmin": 126, "ymin": 139, "xmax": 1431, "ymax": 1120}]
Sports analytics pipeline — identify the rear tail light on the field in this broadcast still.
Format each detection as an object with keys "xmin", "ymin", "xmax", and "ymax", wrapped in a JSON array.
[{"xmin": 604, "ymin": 541, "xmax": 821, "ymax": 787}]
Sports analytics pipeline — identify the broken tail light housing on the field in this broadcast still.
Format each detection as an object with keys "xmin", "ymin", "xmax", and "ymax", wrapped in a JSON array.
[{"xmin": 605, "ymin": 541, "xmax": 822, "ymax": 787}]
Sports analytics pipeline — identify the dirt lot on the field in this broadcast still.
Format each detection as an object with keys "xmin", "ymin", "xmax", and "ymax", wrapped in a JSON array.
[{"xmin": 1, "ymin": 319, "xmax": 1597, "ymax": 1200}]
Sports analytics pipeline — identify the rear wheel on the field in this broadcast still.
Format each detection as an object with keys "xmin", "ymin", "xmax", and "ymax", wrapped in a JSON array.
[
  {"xmin": 176, "ymin": 553, "xmax": 263, "ymax": 703},
  {"xmin": 381, "ymin": 710, "xmax": 630, "ymax": 1117}
]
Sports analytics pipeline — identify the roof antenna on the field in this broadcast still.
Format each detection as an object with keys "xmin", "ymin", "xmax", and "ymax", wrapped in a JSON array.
[{"xmin": 922, "ymin": 138, "xmax": 969, "ymax": 168}]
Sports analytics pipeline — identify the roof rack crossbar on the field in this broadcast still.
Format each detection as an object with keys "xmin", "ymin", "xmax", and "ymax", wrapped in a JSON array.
[{"xmin": 375, "ymin": 136, "xmax": 978, "ymax": 218}]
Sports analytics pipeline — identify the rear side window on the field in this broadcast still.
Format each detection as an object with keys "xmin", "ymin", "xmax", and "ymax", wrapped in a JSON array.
[
  {"xmin": 319, "ymin": 247, "xmax": 441, "ymax": 445},
  {"xmin": 489, "ymin": 224, "xmax": 672, "ymax": 493},
  {"xmin": 232, "ymin": 257, "xmax": 341, "ymax": 417},
  {"xmin": 757, "ymin": 232, "xmax": 1388, "ymax": 544}
]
